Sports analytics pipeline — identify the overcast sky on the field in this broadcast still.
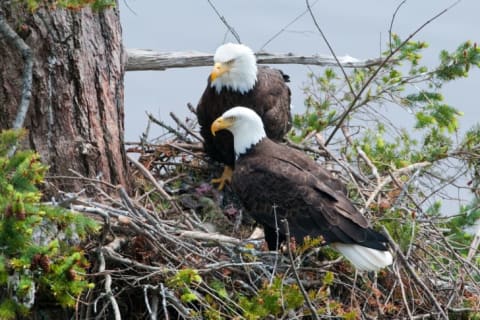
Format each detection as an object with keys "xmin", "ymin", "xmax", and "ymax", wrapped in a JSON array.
[
  {"xmin": 119, "ymin": 0, "xmax": 479, "ymax": 142},
  {"xmin": 119, "ymin": 1, "xmax": 479, "ymax": 213}
]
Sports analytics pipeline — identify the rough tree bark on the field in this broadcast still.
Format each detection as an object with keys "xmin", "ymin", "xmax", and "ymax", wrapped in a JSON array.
[{"xmin": 0, "ymin": 2, "xmax": 128, "ymax": 193}]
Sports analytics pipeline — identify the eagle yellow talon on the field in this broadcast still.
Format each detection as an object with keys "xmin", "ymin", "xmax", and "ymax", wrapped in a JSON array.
[{"xmin": 211, "ymin": 166, "xmax": 233, "ymax": 190}]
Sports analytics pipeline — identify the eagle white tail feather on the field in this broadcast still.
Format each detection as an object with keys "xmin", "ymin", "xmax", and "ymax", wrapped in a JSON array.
[{"xmin": 331, "ymin": 243, "xmax": 393, "ymax": 271}]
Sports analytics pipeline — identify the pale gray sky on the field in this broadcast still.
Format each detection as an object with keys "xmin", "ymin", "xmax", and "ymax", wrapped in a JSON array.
[
  {"xmin": 120, "ymin": 0, "xmax": 479, "ymax": 142},
  {"xmin": 119, "ymin": 1, "xmax": 479, "ymax": 213}
]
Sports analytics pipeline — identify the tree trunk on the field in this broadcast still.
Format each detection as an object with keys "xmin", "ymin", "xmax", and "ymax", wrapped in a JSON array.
[{"xmin": 0, "ymin": 2, "xmax": 128, "ymax": 194}]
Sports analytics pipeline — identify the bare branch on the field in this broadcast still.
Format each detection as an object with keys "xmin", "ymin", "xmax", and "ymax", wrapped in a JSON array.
[
  {"xmin": 260, "ymin": 0, "xmax": 319, "ymax": 51},
  {"xmin": 393, "ymin": 262, "xmax": 413, "ymax": 319},
  {"xmin": 388, "ymin": 0, "xmax": 408, "ymax": 52},
  {"xmin": 169, "ymin": 112, "xmax": 203, "ymax": 143},
  {"xmin": 126, "ymin": 49, "xmax": 385, "ymax": 72},
  {"xmin": 159, "ymin": 283, "xmax": 169, "ymax": 320},
  {"xmin": 467, "ymin": 226, "xmax": 480, "ymax": 263},
  {"xmin": 96, "ymin": 249, "xmax": 122, "ymax": 320},
  {"xmin": 143, "ymin": 284, "xmax": 159, "ymax": 320},
  {"xmin": 282, "ymin": 219, "xmax": 320, "ymax": 320},
  {"xmin": 127, "ymin": 154, "xmax": 176, "ymax": 204},
  {"xmin": 363, "ymin": 161, "xmax": 431, "ymax": 211},
  {"xmin": 146, "ymin": 112, "xmax": 187, "ymax": 141},
  {"xmin": 100, "ymin": 245, "xmax": 167, "ymax": 273},
  {"xmin": 382, "ymin": 227, "xmax": 449, "ymax": 319},
  {"xmin": 324, "ymin": 0, "xmax": 462, "ymax": 146},
  {"xmin": 206, "ymin": 0, "xmax": 241, "ymax": 44},
  {"xmin": 0, "ymin": 13, "xmax": 33, "ymax": 130},
  {"xmin": 305, "ymin": 0, "xmax": 355, "ymax": 97},
  {"xmin": 356, "ymin": 146, "xmax": 380, "ymax": 184},
  {"xmin": 178, "ymin": 230, "xmax": 242, "ymax": 245}
]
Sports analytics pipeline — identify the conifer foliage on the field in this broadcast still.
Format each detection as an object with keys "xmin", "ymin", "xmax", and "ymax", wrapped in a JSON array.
[{"xmin": 0, "ymin": 129, "xmax": 98, "ymax": 319}]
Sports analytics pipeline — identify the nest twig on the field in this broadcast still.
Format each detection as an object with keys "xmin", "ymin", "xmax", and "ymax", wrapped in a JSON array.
[{"xmin": 53, "ymin": 109, "xmax": 480, "ymax": 319}]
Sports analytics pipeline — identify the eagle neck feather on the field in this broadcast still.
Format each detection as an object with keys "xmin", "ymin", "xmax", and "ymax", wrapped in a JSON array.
[
  {"xmin": 234, "ymin": 134, "xmax": 266, "ymax": 159},
  {"xmin": 212, "ymin": 70, "xmax": 257, "ymax": 95},
  {"xmin": 237, "ymin": 137, "xmax": 267, "ymax": 159}
]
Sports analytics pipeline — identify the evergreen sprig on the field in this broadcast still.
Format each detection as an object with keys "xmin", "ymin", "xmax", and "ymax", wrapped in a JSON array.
[{"xmin": 0, "ymin": 129, "xmax": 98, "ymax": 319}]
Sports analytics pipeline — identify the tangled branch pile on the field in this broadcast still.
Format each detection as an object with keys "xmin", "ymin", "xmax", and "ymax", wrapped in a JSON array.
[{"xmin": 59, "ymin": 106, "xmax": 480, "ymax": 319}]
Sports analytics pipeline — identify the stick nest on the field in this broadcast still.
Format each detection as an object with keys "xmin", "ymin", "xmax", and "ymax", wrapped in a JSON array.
[{"xmin": 58, "ymin": 107, "xmax": 480, "ymax": 319}]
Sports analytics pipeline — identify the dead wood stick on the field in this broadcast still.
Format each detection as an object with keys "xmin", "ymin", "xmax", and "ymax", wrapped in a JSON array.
[
  {"xmin": 126, "ymin": 48, "xmax": 385, "ymax": 71},
  {"xmin": 96, "ymin": 249, "xmax": 122, "ymax": 320},
  {"xmin": 179, "ymin": 230, "xmax": 241, "ymax": 245},
  {"xmin": 381, "ymin": 226, "xmax": 448, "ymax": 319},
  {"xmin": 282, "ymin": 219, "xmax": 320, "ymax": 320},
  {"xmin": 0, "ymin": 13, "xmax": 33, "ymax": 130},
  {"xmin": 169, "ymin": 112, "xmax": 203, "ymax": 142},
  {"xmin": 127, "ymin": 154, "xmax": 174, "ymax": 203},
  {"xmin": 363, "ymin": 161, "xmax": 431, "ymax": 211},
  {"xmin": 146, "ymin": 112, "xmax": 187, "ymax": 141}
]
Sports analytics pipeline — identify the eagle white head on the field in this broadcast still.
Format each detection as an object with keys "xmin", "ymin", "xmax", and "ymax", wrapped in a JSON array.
[
  {"xmin": 210, "ymin": 43, "xmax": 258, "ymax": 94},
  {"xmin": 211, "ymin": 106, "xmax": 266, "ymax": 157}
]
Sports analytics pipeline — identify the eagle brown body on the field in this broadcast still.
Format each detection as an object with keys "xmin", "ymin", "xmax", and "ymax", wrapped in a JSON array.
[
  {"xmin": 197, "ymin": 66, "xmax": 292, "ymax": 171},
  {"xmin": 211, "ymin": 107, "xmax": 392, "ymax": 270},
  {"xmin": 232, "ymin": 138, "xmax": 389, "ymax": 252}
]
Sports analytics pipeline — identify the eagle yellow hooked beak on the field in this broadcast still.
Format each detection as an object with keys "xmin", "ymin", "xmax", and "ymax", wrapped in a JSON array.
[
  {"xmin": 211, "ymin": 116, "xmax": 234, "ymax": 136},
  {"xmin": 210, "ymin": 62, "xmax": 231, "ymax": 82}
]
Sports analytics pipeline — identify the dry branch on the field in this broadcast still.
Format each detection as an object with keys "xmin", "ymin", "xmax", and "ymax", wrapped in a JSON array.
[
  {"xmin": 0, "ymin": 13, "xmax": 33, "ymax": 130},
  {"xmin": 322, "ymin": 1, "xmax": 461, "ymax": 146},
  {"xmin": 178, "ymin": 230, "xmax": 242, "ymax": 245},
  {"xmin": 126, "ymin": 48, "xmax": 385, "ymax": 71},
  {"xmin": 127, "ymin": 154, "xmax": 174, "ymax": 203},
  {"xmin": 363, "ymin": 161, "xmax": 432, "ymax": 211},
  {"xmin": 58, "ymin": 109, "xmax": 479, "ymax": 318},
  {"xmin": 283, "ymin": 219, "xmax": 320, "ymax": 320},
  {"xmin": 382, "ymin": 226, "xmax": 449, "ymax": 320},
  {"xmin": 96, "ymin": 249, "xmax": 122, "ymax": 320}
]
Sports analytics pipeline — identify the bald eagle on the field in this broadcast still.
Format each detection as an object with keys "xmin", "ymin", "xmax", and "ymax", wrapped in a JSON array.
[
  {"xmin": 196, "ymin": 43, "xmax": 291, "ymax": 190},
  {"xmin": 211, "ymin": 107, "xmax": 393, "ymax": 271}
]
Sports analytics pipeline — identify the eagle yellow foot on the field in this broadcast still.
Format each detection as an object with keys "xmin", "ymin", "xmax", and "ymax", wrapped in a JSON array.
[{"xmin": 211, "ymin": 166, "xmax": 233, "ymax": 190}]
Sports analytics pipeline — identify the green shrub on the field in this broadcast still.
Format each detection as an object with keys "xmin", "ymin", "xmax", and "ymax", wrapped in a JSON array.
[{"xmin": 0, "ymin": 129, "xmax": 99, "ymax": 319}]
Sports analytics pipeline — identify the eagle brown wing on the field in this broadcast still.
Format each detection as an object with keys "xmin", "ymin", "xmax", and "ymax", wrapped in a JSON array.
[
  {"xmin": 232, "ymin": 139, "xmax": 387, "ymax": 251},
  {"xmin": 196, "ymin": 66, "xmax": 291, "ymax": 167},
  {"xmin": 253, "ymin": 67, "xmax": 292, "ymax": 140}
]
